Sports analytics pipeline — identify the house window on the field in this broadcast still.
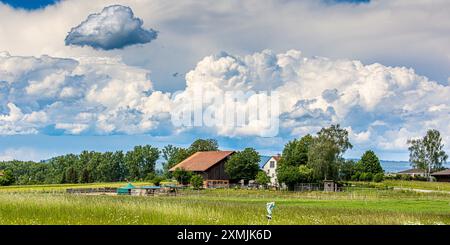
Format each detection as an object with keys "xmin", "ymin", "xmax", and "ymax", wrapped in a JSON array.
[{"xmin": 270, "ymin": 161, "xmax": 275, "ymax": 168}]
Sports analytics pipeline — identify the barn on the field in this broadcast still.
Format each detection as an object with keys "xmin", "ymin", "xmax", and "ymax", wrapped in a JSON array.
[{"xmin": 169, "ymin": 151, "xmax": 235, "ymax": 188}]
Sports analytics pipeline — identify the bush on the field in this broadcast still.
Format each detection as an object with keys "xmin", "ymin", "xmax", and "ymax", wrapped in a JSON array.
[
  {"xmin": 255, "ymin": 171, "xmax": 270, "ymax": 186},
  {"xmin": 0, "ymin": 170, "xmax": 14, "ymax": 186},
  {"xmin": 366, "ymin": 173, "xmax": 373, "ymax": 181},
  {"xmin": 400, "ymin": 174, "xmax": 413, "ymax": 181},
  {"xmin": 373, "ymin": 173, "xmax": 384, "ymax": 182},
  {"xmin": 151, "ymin": 176, "xmax": 165, "ymax": 186},
  {"xmin": 190, "ymin": 174, "xmax": 204, "ymax": 190},
  {"xmin": 359, "ymin": 172, "xmax": 373, "ymax": 182},
  {"xmin": 145, "ymin": 172, "xmax": 156, "ymax": 181},
  {"xmin": 172, "ymin": 168, "xmax": 192, "ymax": 185},
  {"xmin": 412, "ymin": 175, "xmax": 427, "ymax": 181},
  {"xmin": 351, "ymin": 172, "xmax": 361, "ymax": 181},
  {"xmin": 359, "ymin": 172, "xmax": 367, "ymax": 181}
]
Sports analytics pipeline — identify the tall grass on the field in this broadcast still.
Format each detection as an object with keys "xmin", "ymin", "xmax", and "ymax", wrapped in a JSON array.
[{"xmin": 0, "ymin": 187, "xmax": 449, "ymax": 225}]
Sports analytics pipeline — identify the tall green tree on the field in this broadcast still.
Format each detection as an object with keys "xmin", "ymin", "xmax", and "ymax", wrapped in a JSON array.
[
  {"xmin": 111, "ymin": 151, "xmax": 126, "ymax": 181},
  {"xmin": 339, "ymin": 159, "xmax": 358, "ymax": 181},
  {"xmin": 161, "ymin": 145, "xmax": 190, "ymax": 177},
  {"xmin": 303, "ymin": 124, "xmax": 352, "ymax": 181},
  {"xmin": 317, "ymin": 124, "xmax": 353, "ymax": 157},
  {"xmin": 307, "ymin": 135, "xmax": 341, "ymax": 180},
  {"xmin": 188, "ymin": 139, "xmax": 219, "ymax": 154},
  {"xmin": 408, "ymin": 129, "xmax": 448, "ymax": 179},
  {"xmin": 277, "ymin": 135, "xmax": 313, "ymax": 189},
  {"xmin": 125, "ymin": 145, "xmax": 159, "ymax": 180},
  {"xmin": 359, "ymin": 150, "xmax": 383, "ymax": 174},
  {"xmin": 225, "ymin": 148, "xmax": 260, "ymax": 182},
  {"xmin": 280, "ymin": 134, "xmax": 313, "ymax": 167},
  {"xmin": 65, "ymin": 166, "xmax": 78, "ymax": 183}
]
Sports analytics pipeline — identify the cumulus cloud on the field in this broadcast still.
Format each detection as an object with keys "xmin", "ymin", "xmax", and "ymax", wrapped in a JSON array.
[
  {"xmin": 65, "ymin": 5, "xmax": 158, "ymax": 50},
  {"xmin": 173, "ymin": 49, "xmax": 450, "ymax": 151},
  {"xmin": 0, "ymin": 147, "xmax": 57, "ymax": 162},
  {"xmin": 0, "ymin": 49, "xmax": 449, "ymax": 154},
  {"xmin": 0, "ymin": 52, "xmax": 171, "ymax": 135}
]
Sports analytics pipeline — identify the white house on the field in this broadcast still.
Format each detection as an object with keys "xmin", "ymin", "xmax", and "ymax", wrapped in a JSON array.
[{"xmin": 259, "ymin": 155, "xmax": 281, "ymax": 186}]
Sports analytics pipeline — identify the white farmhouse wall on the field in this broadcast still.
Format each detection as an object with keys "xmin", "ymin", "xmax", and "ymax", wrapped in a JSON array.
[{"xmin": 262, "ymin": 156, "xmax": 278, "ymax": 186}]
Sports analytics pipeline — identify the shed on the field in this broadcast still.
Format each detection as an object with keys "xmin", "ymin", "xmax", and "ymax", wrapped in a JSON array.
[
  {"xmin": 431, "ymin": 169, "xmax": 450, "ymax": 182},
  {"xmin": 323, "ymin": 180, "xmax": 337, "ymax": 192},
  {"xmin": 117, "ymin": 183, "xmax": 136, "ymax": 195}
]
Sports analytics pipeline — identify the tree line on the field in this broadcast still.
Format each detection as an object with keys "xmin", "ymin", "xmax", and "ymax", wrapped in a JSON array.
[
  {"xmin": 0, "ymin": 145, "xmax": 159, "ymax": 185},
  {"xmin": 0, "ymin": 139, "xmax": 221, "ymax": 186},
  {"xmin": 0, "ymin": 126, "xmax": 385, "ymax": 187},
  {"xmin": 0, "ymin": 126, "xmax": 447, "ymax": 187}
]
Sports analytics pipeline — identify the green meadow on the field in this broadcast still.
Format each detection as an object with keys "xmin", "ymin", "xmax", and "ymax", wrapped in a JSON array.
[{"xmin": 0, "ymin": 181, "xmax": 449, "ymax": 225}]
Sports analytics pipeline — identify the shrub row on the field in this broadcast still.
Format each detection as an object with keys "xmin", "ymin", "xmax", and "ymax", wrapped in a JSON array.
[{"xmin": 351, "ymin": 172, "xmax": 384, "ymax": 182}]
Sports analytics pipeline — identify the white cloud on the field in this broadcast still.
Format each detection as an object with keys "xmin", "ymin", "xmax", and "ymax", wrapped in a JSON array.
[
  {"xmin": 65, "ymin": 5, "xmax": 158, "ymax": 50},
  {"xmin": 0, "ymin": 147, "xmax": 57, "ymax": 162},
  {"xmin": 1, "ymin": 0, "xmax": 450, "ymax": 91},
  {"xmin": 172, "ymin": 49, "xmax": 450, "ymax": 152},
  {"xmin": 1, "ymin": 49, "xmax": 449, "ymax": 154},
  {"xmin": 0, "ymin": 52, "xmax": 172, "ymax": 135}
]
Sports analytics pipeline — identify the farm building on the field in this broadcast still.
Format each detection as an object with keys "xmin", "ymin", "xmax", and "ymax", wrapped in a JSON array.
[
  {"xmin": 259, "ymin": 155, "xmax": 281, "ymax": 187},
  {"xmin": 169, "ymin": 151, "xmax": 235, "ymax": 188},
  {"xmin": 431, "ymin": 169, "xmax": 450, "ymax": 182},
  {"xmin": 117, "ymin": 182, "xmax": 136, "ymax": 195},
  {"xmin": 397, "ymin": 169, "xmax": 426, "ymax": 177}
]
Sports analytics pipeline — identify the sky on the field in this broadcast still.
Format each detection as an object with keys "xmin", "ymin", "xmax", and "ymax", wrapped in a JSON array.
[{"xmin": 0, "ymin": 0, "xmax": 449, "ymax": 162}]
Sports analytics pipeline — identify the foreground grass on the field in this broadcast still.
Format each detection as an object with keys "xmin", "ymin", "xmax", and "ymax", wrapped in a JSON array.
[{"xmin": 0, "ymin": 187, "xmax": 449, "ymax": 225}]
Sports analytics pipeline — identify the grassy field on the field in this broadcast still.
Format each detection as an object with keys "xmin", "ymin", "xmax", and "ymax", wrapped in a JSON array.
[
  {"xmin": 356, "ymin": 180, "xmax": 450, "ymax": 192},
  {"xmin": 0, "ymin": 181, "xmax": 449, "ymax": 225}
]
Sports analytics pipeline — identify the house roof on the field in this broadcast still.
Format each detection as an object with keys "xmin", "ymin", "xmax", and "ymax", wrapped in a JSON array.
[
  {"xmin": 431, "ymin": 169, "xmax": 450, "ymax": 176},
  {"xmin": 258, "ymin": 156, "xmax": 272, "ymax": 168},
  {"xmin": 259, "ymin": 155, "xmax": 281, "ymax": 168},
  {"xmin": 273, "ymin": 155, "xmax": 281, "ymax": 162},
  {"xmin": 169, "ymin": 151, "xmax": 235, "ymax": 172},
  {"xmin": 397, "ymin": 169, "xmax": 426, "ymax": 174}
]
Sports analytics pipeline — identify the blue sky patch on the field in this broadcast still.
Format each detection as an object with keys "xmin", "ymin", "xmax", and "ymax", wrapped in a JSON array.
[{"xmin": 0, "ymin": 0, "xmax": 59, "ymax": 10}]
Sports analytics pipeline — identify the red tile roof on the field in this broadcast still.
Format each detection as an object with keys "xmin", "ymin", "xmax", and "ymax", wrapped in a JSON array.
[{"xmin": 169, "ymin": 151, "xmax": 235, "ymax": 172}]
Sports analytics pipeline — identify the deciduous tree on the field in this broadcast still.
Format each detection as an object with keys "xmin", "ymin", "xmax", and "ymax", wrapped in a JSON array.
[
  {"xmin": 225, "ymin": 148, "xmax": 260, "ymax": 182},
  {"xmin": 408, "ymin": 129, "xmax": 448, "ymax": 180}
]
